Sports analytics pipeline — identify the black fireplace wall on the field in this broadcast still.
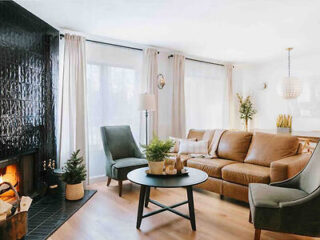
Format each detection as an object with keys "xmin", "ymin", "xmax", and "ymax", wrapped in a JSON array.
[{"xmin": 0, "ymin": 1, "xmax": 59, "ymax": 162}]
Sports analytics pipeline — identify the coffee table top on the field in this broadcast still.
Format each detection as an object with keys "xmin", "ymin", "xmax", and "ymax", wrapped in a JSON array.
[{"xmin": 127, "ymin": 167, "xmax": 208, "ymax": 188}]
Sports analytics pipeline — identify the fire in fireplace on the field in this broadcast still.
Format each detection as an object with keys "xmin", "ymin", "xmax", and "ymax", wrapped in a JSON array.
[{"xmin": 0, "ymin": 164, "xmax": 20, "ymax": 200}]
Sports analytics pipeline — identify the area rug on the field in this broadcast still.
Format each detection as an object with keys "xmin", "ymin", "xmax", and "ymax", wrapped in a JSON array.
[{"xmin": 25, "ymin": 190, "xmax": 96, "ymax": 240}]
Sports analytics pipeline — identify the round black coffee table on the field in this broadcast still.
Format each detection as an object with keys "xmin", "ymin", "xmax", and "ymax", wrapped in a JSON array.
[{"xmin": 127, "ymin": 167, "xmax": 208, "ymax": 231}]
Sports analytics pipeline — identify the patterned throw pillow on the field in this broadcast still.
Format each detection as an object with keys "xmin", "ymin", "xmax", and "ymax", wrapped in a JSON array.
[
  {"xmin": 178, "ymin": 140, "xmax": 208, "ymax": 155},
  {"xmin": 169, "ymin": 137, "xmax": 196, "ymax": 153}
]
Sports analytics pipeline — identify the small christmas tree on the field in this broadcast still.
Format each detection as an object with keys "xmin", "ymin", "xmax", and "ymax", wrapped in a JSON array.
[{"xmin": 62, "ymin": 150, "xmax": 87, "ymax": 184}]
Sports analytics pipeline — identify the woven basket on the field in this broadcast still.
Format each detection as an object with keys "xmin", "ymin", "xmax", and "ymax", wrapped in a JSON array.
[
  {"xmin": 65, "ymin": 182, "xmax": 84, "ymax": 201},
  {"xmin": 0, "ymin": 182, "xmax": 27, "ymax": 240}
]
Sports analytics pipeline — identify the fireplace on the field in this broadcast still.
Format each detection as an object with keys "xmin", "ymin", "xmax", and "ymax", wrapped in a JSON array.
[{"xmin": 0, "ymin": 152, "xmax": 37, "ymax": 201}]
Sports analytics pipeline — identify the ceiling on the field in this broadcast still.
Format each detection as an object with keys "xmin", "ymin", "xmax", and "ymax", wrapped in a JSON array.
[{"xmin": 14, "ymin": 0, "xmax": 320, "ymax": 63}]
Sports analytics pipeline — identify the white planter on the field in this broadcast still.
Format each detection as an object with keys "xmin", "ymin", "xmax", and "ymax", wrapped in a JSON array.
[
  {"xmin": 65, "ymin": 182, "xmax": 84, "ymax": 201},
  {"xmin": 148, "ymin": 161, "xmax": 164, "ymax": 174}
]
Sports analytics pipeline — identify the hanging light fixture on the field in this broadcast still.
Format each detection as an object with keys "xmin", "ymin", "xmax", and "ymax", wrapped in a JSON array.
[{"xmin": 278, "ymin": 48, "xmax": 302, "ymax": 99}]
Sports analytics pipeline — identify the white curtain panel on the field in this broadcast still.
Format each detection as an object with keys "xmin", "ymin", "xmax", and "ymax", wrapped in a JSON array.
[
  {"xmin": 140, "ymin": 48, "xmax": 158, "ymax": 144},
  {"xmin": 185, "ymin": 60, "xmax": 226, "ymax": 130},
  {"xmin": 58, "ymin": 34, "xmax": 87, "ymax": 170},
  {"xmin": 171, "ymin": 54, "xmax": 186, "ymax": 138},
  {"xmin": 225, "ymin": 64, "xmax": 235, "ymax": 129},
  {"xmin": 86, "ymin": 42, "xmax": 143, "ymax": 179}
]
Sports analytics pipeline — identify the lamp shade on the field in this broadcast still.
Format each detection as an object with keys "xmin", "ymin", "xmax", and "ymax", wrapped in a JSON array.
[
  {"xmin": 138, "ymin": 93, "xmax": 156, "ymax": 111},
  {"xmin": 277, "ymin": 76, "xmax": 302, "ymax": 99}
]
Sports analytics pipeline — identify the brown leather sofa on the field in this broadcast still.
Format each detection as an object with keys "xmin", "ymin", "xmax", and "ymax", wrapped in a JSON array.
[{"xmin": 183, "ymin": 129, "xmax": 311, "ymax": 202}]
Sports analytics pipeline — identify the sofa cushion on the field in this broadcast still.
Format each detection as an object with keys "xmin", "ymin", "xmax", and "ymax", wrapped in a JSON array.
[
  {"xmin": 244, "ymin": 132, "xmax": 300, "ymax": 167},
  {"xmin": 187, "ymin": 158, "xmax": 236, "ymax": 178},
  {"xmin": 169, "ymin": 136, "xmax": 196, "ymax": 153},
  {"xmin": 217, "ymin": 131, "xmax": 253, "ymax": 162},
  {"xmin": 179, "ymin": 140, "xmax": 208, "ymax": 155},
  {"xmin": 112, "ymin": 158, "xmax": 148, "ymax": 180},
  {"xmin": 249, "ymin": 183, "xmax": 308, "ymax": 208},
  {"xmin": 222, "ymin": 163, "xmax": 270, "ymax": 185},
  {"xmin": 187, "ymin": 129, "xmax": 206, "ymax": 141}
]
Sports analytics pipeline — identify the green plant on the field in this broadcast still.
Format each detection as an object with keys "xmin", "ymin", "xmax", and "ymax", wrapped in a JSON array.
[
  {"xmin": 61, "ymin": 150, "xmax": 87, "ymax": 184},
  {"xmin": 236, "ymin": 93, "xmax": 257, "ymax": 130},
  {"xmin": 141, "ymin": 137, "xmax": 174, "ymax": 162}
]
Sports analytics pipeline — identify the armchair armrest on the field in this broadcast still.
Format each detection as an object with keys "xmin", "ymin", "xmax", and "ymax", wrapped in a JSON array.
[{"xmin": 270, "ymin": 153, "xmax": 311, "ymax": 183}]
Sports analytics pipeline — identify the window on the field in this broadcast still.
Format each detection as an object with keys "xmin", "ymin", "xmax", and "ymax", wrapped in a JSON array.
[
  {"xmin": 86, "ymin": 42, "xmax": 142, "ymax": 180},
  {"xmin": 184, "ymin": 60, "xmax": 226, "ymax": 131}
]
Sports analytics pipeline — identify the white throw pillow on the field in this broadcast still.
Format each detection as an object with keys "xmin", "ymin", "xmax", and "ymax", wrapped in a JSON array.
[
  {"xmin": 169, "ymin": 137, "xmax": 196, "ymax": 153},
  {"xmin": 178, "ymin": 140, "xmax": 208, "ymax": 155}
]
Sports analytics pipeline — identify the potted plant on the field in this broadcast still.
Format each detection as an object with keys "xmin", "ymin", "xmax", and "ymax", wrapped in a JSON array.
[
  {"xmin": 62, "ymin": 150, "xmax": 86, "ymax": 201},
  {"xmin": 142, "ymin": 137, "xmax": 174, "ymax": 174},
  {"xmin": 236, "ymin": 93, "xmax": 257, "ymax": 131},
  {"xmin": 276, "ymin": 114, "xmax": 292, "ymax": 133}
]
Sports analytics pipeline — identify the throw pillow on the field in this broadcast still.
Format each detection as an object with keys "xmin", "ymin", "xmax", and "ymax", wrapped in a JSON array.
[
  {"xmin": 169, "ymin": 137, "xmax": 196, "ymax": 153},
  {"xmin": 178, "ymin": 140, "xmax": 208, "ymax": 155}
]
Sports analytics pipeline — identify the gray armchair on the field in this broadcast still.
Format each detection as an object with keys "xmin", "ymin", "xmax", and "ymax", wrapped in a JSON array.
[
  {"xmin": 249, "ymin": 142, "xmax": 320, "ymax": 240},
  {"xmin": 100, "ymin": 125, "xmax": 148, "ymax": 196}
]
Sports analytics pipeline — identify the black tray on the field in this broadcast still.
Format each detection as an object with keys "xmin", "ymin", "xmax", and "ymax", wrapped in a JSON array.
[{"xmin": 145, "ymin": 168, "xmax": 189, "ymax": 177}]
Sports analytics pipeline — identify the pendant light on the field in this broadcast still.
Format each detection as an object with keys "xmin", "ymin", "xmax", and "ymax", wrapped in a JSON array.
[{"xmin": 278, "ymin": 48, "xmax": 302, "ymax": 99}]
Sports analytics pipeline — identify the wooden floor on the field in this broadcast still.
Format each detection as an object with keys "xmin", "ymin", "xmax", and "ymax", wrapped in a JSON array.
[{"xmin": 49, "ymin": 180, "xmax": 319, "ymax": 240}]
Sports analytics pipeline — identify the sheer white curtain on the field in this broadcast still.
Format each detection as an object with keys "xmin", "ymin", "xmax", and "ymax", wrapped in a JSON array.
[
  {"xmin": 86, "ymin": 42, "xmax": 143, "ymax": 180},
  {"xmin": 58, "ymin": 34, "xmax": 87, "ymax": 170},
  {"xmin": 185, "ymin": 60, "xmax": 226, "ymax": 131},
  {"xmin": 171, "ymin": 54, "xmax": 186, "ymax": 138},
  {"xmin": 140, "ymin": 48, "xmax": 158, "ymax": 144}
]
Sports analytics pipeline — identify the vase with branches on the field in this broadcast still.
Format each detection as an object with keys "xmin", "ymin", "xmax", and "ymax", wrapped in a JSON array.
[{"xmin": 236, "ymin": 93, "xmax": 257, "ymax": 131}]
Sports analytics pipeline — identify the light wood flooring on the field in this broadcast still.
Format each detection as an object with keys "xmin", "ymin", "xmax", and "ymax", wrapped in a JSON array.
[{"xmin": 49, "ymin": 180, "xmax": 320, "ymax": 240}]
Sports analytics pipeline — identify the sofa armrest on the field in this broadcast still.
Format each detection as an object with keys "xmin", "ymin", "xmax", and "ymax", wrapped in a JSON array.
[{"xmin": 270, "ymin": 153, "xmax": 311, "ymax": 183}]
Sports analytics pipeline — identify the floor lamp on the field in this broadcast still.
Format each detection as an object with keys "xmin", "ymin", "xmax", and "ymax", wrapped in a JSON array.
[{"xmin": 138, "ymin": 93, "xmax": 156, "ymax": 145}]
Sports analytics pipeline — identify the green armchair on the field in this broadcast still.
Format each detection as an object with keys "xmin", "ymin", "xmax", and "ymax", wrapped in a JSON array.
[
  {"xmin": 100, "ymin": 125, "xmax": 148, "ymax": 196},
  {"xmin": 249, "ymin": 143, "xmax": 320, "ymax": 240}
]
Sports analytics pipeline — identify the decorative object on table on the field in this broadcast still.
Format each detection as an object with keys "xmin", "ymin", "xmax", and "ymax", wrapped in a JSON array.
[
  {"xmin": 157, "ymin": 73, "xmax": 166, "ymax": 89},
  {"xmin": 100, "ymin": 125, "xmax": 148, "ymax": 197},
  {"xmin": 277, "ymin": 48, "xmax": 303, "ymax": 99},
  {"xmin": 145, "ymin": 168, "xmax": 188, "ymax": 176},
  {"xmin": 276, "ymin": 114, "xmax": 292, "ymax": 133},
  {"xmin": 236, "ymin": 93, "xmax": 257, "ymax": 131},
  {"xmin": 175, "ymin": 154, "xmax": 184, "ymax": 174},
  {"xmin": 0, "ymin": 182, "xmax": 32, "ymax": 240},
  {"xmin": 138, "ymin": 93, "xmax": 156, "ymax": 145},
  {"xmin": 62, "ymin": 150, "xmax": 86, "ymax": 201},
  {"xmin": 141, "ymin": 137, "xmax": 174, "ymax": 175}
]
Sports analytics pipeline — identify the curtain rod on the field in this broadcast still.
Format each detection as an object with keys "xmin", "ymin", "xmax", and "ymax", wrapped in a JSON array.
[
  {"xmin": 168, "ymin": 54, "xmax": 224, "ymax": 67},
  {"xmin": 60, "ymin": 33, "xmax": 159, "ymax": 53}
]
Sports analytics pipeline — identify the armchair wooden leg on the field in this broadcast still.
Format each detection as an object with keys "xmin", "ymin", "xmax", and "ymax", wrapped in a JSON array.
[
  {"xmin": 249, "ymin": 211, "xmax": 252, "ymax": 223},
  {"xmin": 118, "ymin": 180, "xmax": 123, "ymax": 197},
  {"xmin": 254, "ymin": 229, "xmax": 261, "ymax": 240},
  {"xmin": 220, "ymin": 195, "xmax": 224, "ymax": 200},
  {"xmin": 106, "ymin": 177, "xmax": 112, "ymax": 186}
]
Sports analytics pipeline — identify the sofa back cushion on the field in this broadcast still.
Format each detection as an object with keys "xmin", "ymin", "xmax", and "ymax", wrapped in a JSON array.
[
  {"xmin": 187, "ymin": 129, "xmax": 206, "ymax": 141},
  {"xmin": 244, "ymin": 132, "xmax": 299, "ymax": 167},
  {"xmin": 217, "ymin": 131, "xmax": 253, "ymax": 162}
]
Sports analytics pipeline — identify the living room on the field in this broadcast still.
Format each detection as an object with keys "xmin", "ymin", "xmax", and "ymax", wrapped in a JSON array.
[{"xmin": 0, "ymin": 0, "xmax": 320, "ymax": 239}]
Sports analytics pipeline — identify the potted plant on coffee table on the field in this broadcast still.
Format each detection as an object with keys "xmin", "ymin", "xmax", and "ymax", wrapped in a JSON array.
[
  {"xmin": 142, "ymin": 137, "xmax": 174, "ymax": 174},
  {"xmin": 62, "ymin": 150, "xmax": 86, "ymax": 201}
]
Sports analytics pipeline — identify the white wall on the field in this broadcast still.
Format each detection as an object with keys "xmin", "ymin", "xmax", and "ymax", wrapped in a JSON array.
[{"xmin": 233, "ymin": 52, "xmax": 320, "ymax": 131}]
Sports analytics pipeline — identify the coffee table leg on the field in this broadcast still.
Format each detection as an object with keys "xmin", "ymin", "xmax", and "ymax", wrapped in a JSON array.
[
  {"xmin": 145, "ymin": 186, "xmax": 150, "ymax": 208},
  {"xmin": 137, "ymin": 185, "xmax": 146, "ymax": 229},
  {"xmin": 187, "ymin": 186, "xmax": 196, "ymax": 231}
]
